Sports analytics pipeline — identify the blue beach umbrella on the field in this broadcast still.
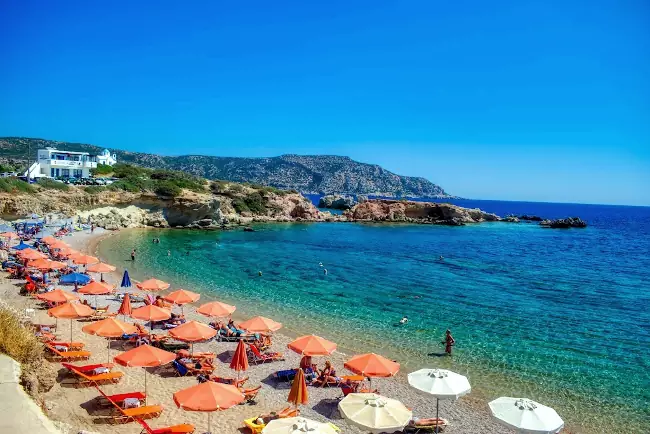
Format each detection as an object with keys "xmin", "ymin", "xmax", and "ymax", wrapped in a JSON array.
[
  {"xmin": 121, "ymin": 270, "xmax": 132, "ymax": 288},
  {"xmin": 59, "ymin": 272, "xmax": 91, "ymax": 285},
  {"xmin": 12, "ymin": 241, "xmax": 32, "ymax": 250}
]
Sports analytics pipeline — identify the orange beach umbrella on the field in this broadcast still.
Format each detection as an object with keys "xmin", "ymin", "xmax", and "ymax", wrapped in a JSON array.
[
  {"xmin": 344, "ymin": 353, "xmax": 400, "ymax": 390},
  {"xmin": 37, "ymin": 289, "xmax": 79, "ymax": 304},
  {"xmin": 238, "ymin": 316, "xmax": 282, "ymax": 333},
  {"xmin": 78, "ymin": 281, "xmax": 113, "ymax": 295},
  {"xmin": 229, "ymin": 339, "xmax": 249, "ymax": 378},
  {"xmin": 48, "ymin": 301, "xmax": 95, "ymax": 342},
  {"xmin": 114, "ymin": 344, "xmax": 176, "ymax": 404},
  {"xmin": 56, "ymin": 247, "xmax": 77, "ymax": 257},
  {"xmin": 41, "ymin": 236, "xmax": 57, "ymax": 244},
  {"xmin": 169, "ymin": 321, "xmax": 216, "ymax": 343},
  {"xmin": 136, "ymin": 278, "xmax": 170, "ymax": 291},
  {"xmin": 173, "ymin": 381, "xmax": 244, "ymax": 433},
  {"xmin": 73, "ymin": 254, "xmax": 99, "ymax": 265},
  {"xmin": 86, "ymin": 262, "xmax": 116, "ymax": 281},
  {"xmin": 18, "ymin": 249, "xmax": 47, "ymax": 260},
  {"xmin": 49, "ymin": 240, "xmax": 69, "ymax": 249},
  {"xmin": 131, "ymin": 304, "xmax": 171, "ymax": 337},
  {"xmin": 118, "ymin": 293, "xmax": 132, "ymax": 316},
  {"xmin": 288, "ymin": 368, "xmax": 309, "ymax": 408},
  {"xmin": 288, "ymin": 335, "xmax": 337, "ymax": 356},
  {"xmin": 82, "ymin": 317, "xmax": 138, "ymax": 362},
  {"xmin": 86, "ymin": 262, "xmax": 116, "ymax": 273},
  {"xmin": 27, "ymin": 258, "xmax": 67, "ymax": 270},
  {"xmin": 169, "ymin": 320, "xmax": 216, "ymax": 353},
  {"xmin": 197, "ymin": 301, "xmax": 236, "ymax": 318},
  {"xmin": 0, "ymin": 232, "xmax": 19, "ymax": 239},
  {"xmin": 78, "ymin": 280, "xmax": 114, "ymax": 308},
  {"xmin": 164, "ymin": 289, "xmax": 200, "ymax": 306}
]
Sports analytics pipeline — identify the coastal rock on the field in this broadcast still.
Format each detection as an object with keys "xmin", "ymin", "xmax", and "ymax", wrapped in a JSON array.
[
  {"xmin": 519, "ymin": 215, "xmax": 543, "ymax": 221},
  {"xmin": 504, "ymin": 215, "xmax": 520, "ymax": 223},
  {"xmin": 540, "ymin": 217, "xmax": 587, "ymax": 228},
  {"xmin": 318, "ymin": 194, "xmax": 357, "ymax": 210},
  {"xmin": 346, "ymin": 200, "xmax": 503, "ymax": 224}
]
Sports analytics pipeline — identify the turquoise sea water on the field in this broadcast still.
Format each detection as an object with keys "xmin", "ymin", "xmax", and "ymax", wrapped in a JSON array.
[{"xmin": 98, "ymin": 200, "xmax": 650, "ymax": 433}]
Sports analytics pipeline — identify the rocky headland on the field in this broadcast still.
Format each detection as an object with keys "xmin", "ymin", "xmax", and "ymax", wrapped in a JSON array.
[{"xmin": 318, "ymin": 194, "xmax": 357, "ymax": 210}]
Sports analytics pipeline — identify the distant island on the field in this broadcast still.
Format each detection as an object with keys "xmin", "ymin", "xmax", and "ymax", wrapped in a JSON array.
[{"xmin": 0, "ymin": 137, "xmax": 453, "ymax": 198}]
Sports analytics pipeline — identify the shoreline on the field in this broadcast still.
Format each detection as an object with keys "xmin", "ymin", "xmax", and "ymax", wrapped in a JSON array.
[{"xmin": 72, "ymin": 227, "xmax": 509, "ymax": 433}]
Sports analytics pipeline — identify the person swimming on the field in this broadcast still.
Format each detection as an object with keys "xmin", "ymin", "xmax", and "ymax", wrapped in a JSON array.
[
  {"xmin": 323, "ymin": 268, "xmax": 328, "ymax": 275},
  {"xmin": 399, "ymin": 316, "xmax": 409, "ymax": 324},
  {"xmin": 439, "ymin": 255, "xmax": 444, "ymax": 261}
]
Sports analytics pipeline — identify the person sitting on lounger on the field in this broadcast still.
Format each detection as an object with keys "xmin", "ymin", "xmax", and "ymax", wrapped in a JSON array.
[
  {"xmin": 227, "ymin": 319, "xmax": 245, "ymax": 336},
  {"xmin": 313, "ymin": 360, "xmax": 337, "ymax": 387},
  {"xmin": 212, "ymin": 321, "xmax": 234, "ymax": 337}
]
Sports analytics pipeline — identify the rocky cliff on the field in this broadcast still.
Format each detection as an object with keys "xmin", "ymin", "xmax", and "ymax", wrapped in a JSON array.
[
  {"xmin": 0, "ymin": 137, "xmax": 452, "ymax": 198},
  {"xmin": 345, "ymin": 199, "xmax": 502, "ymax": 225},
  {"xmin": 0, "ymin": 185, "xmax": 326, "ymax": 229}
]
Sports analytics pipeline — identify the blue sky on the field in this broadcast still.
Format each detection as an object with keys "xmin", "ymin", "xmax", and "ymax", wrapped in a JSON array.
[{"xmin": 1, "ymin": 1, "xmax": 648, "ymax": 205}]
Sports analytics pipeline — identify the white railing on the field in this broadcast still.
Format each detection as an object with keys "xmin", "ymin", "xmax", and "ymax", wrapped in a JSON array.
[{"xmin": 46, "ymin": 159, "xmax": 97, "ymax": 168}]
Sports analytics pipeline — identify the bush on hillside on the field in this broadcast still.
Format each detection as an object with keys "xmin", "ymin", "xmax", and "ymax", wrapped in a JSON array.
[
  {"xmin": 37, "ymin": 178, "xmax": 69, "ymax": 191},
  {"xmin": 154, "ymin": 181, "xmax": 181, "ymax": 198},
  {"xmin": 84, "ymin": 185, "xmax": 107, "ymax": 194},
  {"xmin": 0, "ymin": 163, "xmax": 16, "ymax": 173},
  {"xmin": 0, "ymin": 178, "xmax": 35, "ymax": 194},
  {"xmin": 90, "ymin": 163, "xmax": 113, "ymax": 176},
  {"xmin": 111, "ymin": 163, "xmax": 151, "ymax": 179},
  {"xmin": 244, "ymin": 192, "xmax": 267, "ymax": 214},
  {"xmin": 107, "ymin": 176, "xmax": 152, "ymax": 193}
]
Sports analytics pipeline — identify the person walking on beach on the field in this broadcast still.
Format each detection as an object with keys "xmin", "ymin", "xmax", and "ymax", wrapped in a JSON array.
[
  {"xmin": 131, "ymin": 249, "xmax": 136, "ymax": 261},
  {"xmin": 444, "ymin": 329, "xmax": 455, "ymax": 355}
]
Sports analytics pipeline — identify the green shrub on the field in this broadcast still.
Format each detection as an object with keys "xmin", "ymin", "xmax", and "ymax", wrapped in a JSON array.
[
  {"xmin": 229, "ymin": 183, "xmax": 245, "ymax": 194},
  {"xmin": 37, "ymin": 178, "xmax": 69, "ymax": 191},
  {"xmin": 90, "ymin": 163, "xmax": 113, "ymax": 176},
  {"xmin": 232, "ymin": 198, "xmax": 250, "ymax": 213},
  {"xmin": 107, "ymin": 175, "xmax": 151, "ymax": 193},
  {"xmin": 210, "ymin": 180, "xmax": 229, "ymax": 194},
  {"xmin": 84, "ymin": 186, "xmax": 106, "ymax": 194},
  {"xmin": 244, "ymin": 192, "xmax": 267, "ymax": 214},
  {"xmin": 0, "ymin": 164, "xmax": 16, "ymax": 173},
  {"xmin": 154, "ymin": 181, "xmax": 181, "ymax": 197},
  {"xmin": 0, "ymin": 178, "xmax": 35, "ymax": 194},
  {"xmin": 112, "ymin": 163, "xmax": 151, "ymax": 179}
]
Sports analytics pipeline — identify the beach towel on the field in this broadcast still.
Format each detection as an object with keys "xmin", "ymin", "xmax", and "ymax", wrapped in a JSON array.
[
  {"xmin": 123, "ymin": 398, "xmax": 141, "ymax": 409},
  {"xmin": 93, "ymin": 367, "xmax": 110, "ymax": 375},
  {"xmin": 54, "ymin": 345, "xmax": 68, "ymax": 352}
]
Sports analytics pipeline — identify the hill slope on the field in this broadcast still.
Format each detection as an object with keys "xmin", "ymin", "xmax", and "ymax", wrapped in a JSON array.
[{"xmin": 0, "ymin": 137, "xmax": 451, "ymax": 198}]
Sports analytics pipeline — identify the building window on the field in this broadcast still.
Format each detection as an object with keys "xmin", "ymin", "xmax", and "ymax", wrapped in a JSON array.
[
  {"xmin": 62, "ymin": 169, "xmax": 70, "ymax": 177},
  {"xmin": 73, "ymin": 169, "xmax": 83, "ymax": 178},
  {"xmin": 51, "ymin": 168, "xmax": 55, "ymax": 177}
]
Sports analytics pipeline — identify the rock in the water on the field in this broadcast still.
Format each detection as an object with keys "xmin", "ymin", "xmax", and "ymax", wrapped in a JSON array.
[
  {"xmin": 519, "ymin": 215, "xmax": 543, "ymax": 221},
  {"xmin": 504, "ymin": 215, "xmax": 520, "ymax": 223},
  {"xmin": 318, "ymin": 194, "xmax": 357, "ymax": 210},
  {"xmin": 540, "ymin": 217, "xmax": 587, "ymax": 228}
]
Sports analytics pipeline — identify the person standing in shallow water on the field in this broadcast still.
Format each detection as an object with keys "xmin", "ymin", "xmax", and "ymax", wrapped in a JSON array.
[
  {"xmin": 131, "ymin": 249, "xmax": 136, "ymax": 261},
  {"xmin": 444, "ymin": 329, "xmax": 455, "ymax": 355}
]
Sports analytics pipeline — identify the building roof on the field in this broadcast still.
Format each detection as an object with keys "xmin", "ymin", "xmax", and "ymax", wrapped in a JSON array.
[{"xmin": 40, "ymin": 148, "xmax": 90, "ymax": 156}]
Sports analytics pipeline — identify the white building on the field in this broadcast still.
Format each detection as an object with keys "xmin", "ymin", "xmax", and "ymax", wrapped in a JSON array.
[{"xmin": 24, "ymin": 147, "xmax": 117, "ymax": 179}]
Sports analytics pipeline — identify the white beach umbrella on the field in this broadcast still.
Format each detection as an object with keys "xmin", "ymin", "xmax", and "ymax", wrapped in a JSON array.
[
  {"xmin": 488, "ymin": 397, "xmax": 564, "ymax": 434},
  {"xmin": 262, "ymin": 417, "xmax": 338, "ymax": 434},
  {"xmin": 338, "ymin": 393, "xmax": 412, "ymax": 434},
  {"xmin": 408, "ymin": 369, "xmax": 471, "ymax": 433}
]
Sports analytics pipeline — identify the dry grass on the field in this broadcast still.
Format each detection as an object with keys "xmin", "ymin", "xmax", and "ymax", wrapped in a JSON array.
[{"xmin": 0, "ymin": 303, "xmax": 43, "ymax": 364}]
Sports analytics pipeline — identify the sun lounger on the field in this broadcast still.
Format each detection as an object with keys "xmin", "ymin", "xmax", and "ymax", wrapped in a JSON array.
[
  {"xmin": 239, "ymin": 385, "xmax": 262, "ymax": 404},
  {"xmin": 216, "ymin": 332, "xmax": 257, "ymax": 343},
  {"xmin": 243, "ymin": 407, "xmax": 299, "ymax": 434},
  {"xmin": 209, "ymin": 375, "xmax": 249, "ymax": 388},
  {"xmin": 66, "ymin": 365, "xmax": 123, "ymax": 387},
  {"xmin": 45, "ymin": 344, "xmax": 91, "ymax": 361},
  {"xmin": 61, "ymin": 362, "xmax": 114, "ymax": 375},
  {"xmin": 97, "ymin": 391, "xmax": 146, "ymax": 408},
  {"xmin": 96, "ymin": 387, "xmax": 163, "ymax": 424},
  {"xmin": 274, "ymin": 369, "xmax": 296, "ymax": 382},
  {"xmin": 173, "ymin": 360, "xmax": 214, "ymax": 376},
  {"xmin": 403, "ymin": 418, "xmax": 449, "ymax": 433},
  {"xmin": 136, "ymin": 418, "xmax": 195, "ymax": 434},
  {"xmin": 49, "ymin": 341, "xmax": 85, "ymax": 350},
  {"xmin": 247, "ymin": 344, "xmax": 284, "ymax": 364}
]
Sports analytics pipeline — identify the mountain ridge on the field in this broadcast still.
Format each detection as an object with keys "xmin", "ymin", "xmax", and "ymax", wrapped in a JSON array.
[{"xmin": 0, "ymin": 137, "xmax": 452, "ymax": 198}]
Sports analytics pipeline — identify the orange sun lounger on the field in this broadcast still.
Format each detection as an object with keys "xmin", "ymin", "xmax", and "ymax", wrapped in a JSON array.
[
  {"xmin": 66, "ymin": 365, "xmax": 123, "ymax": 388},
  {"xmin": 45, "ymin": 344, "xmax": 91, "ymax": 361},
  {"xmin": 96, "ymin": 387, "xmax": 163, "ymax": 424},
  {"xmin": 136, "ymin": 418, "xmax": 195, "ymax": 434}
]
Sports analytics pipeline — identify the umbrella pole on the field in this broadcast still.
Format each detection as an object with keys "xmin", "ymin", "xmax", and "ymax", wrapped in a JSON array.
[
  {"xmin": 144, "ymin": 369, "xmax": 147, "ymax": 405},
  {"xmin": 435, "ymin": 398, "xmax": 439, "ymax": 434},
  {"xmin": 70, "ymin": 319, "xmax": 73, "ymax": 342},
  {"xmin": 107, "ymin": 339, "xmax": 110, "ymax": 363},
  {"xmin": 208, "ymin": 412, "xmax": 211, "ymax": 434}
]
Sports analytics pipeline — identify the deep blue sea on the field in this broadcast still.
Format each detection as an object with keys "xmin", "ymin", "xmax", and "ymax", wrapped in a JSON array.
[{"xmin": 99, "ymin": 199, "xmax": 650, "ymax": 433}]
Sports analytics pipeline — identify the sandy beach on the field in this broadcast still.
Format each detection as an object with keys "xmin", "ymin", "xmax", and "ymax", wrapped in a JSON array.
[{"xmin": 1, "ymin": 226, "xmax": 511, "ymax": 434}]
